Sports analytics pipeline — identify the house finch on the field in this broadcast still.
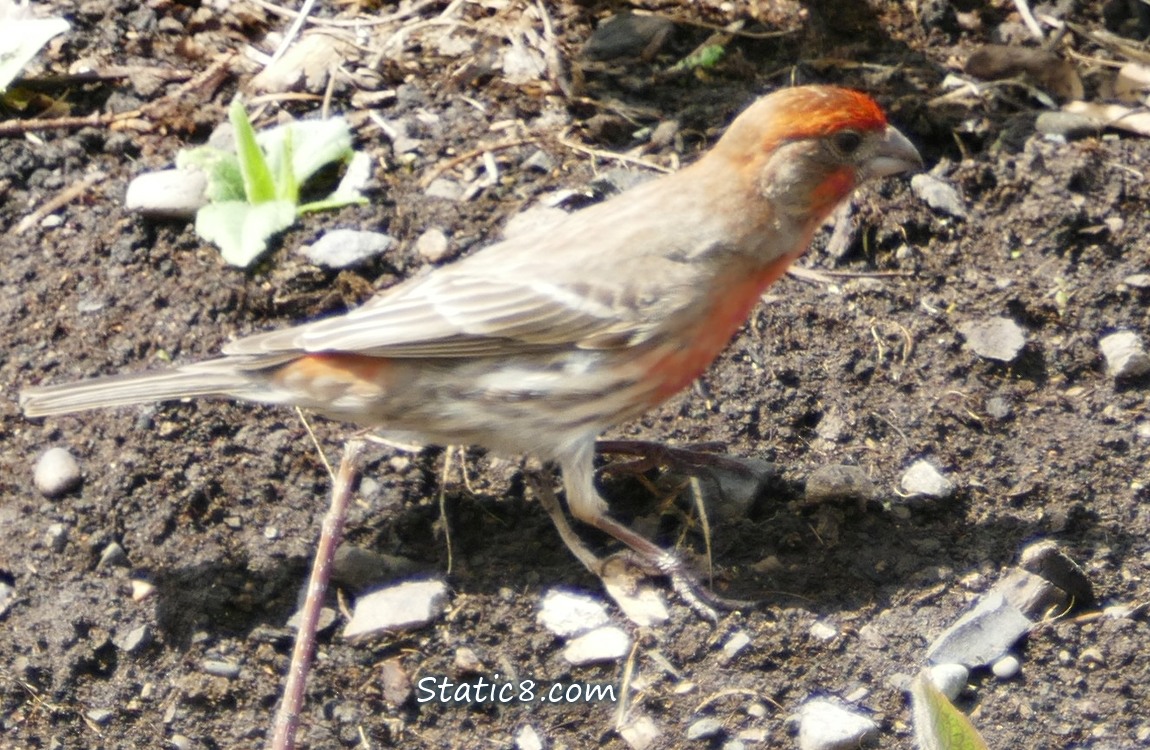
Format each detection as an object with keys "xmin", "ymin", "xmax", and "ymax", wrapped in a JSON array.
[{"xmin": 21, "ymin": 85, "xmax": 922, "ymax": 608}]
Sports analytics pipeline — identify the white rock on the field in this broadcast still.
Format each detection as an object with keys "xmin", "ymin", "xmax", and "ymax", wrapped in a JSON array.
[
  {"xmin": 562, "ymin": 626, "xmax": 630, "ymax": 665},
  {"xmin": 809, "ymin": 620, "xmax": 838, "ymax": 641},
  {"xmin": 797, "ymin": 699, "xmax": 880, "ymax": 750},
  {"xmin": 34, "ymin": 447, "xmax": 81, "ymax": 498},
  {"xmin": 1099, "ymin": 331, "xmax": 1150, "ymax": 379},
  {"xmin": 900, "ymin": 459, "xmax": 955, "ymax": 499},
  {"xmin": 515, "ymin": 725, "xmax": 543, "ymax": 750},
  {"xmin": 991, "ymin": 654, "xmax": 1021, "ymax": 679},
  {"xmin": 721, "ymin": 630, "xmax": 752, "ymax": 663},
  {"xmin": 599, "ymin": 557, "xmax": 669, "ymax": 628},
  {"xmin": 911, "ymin": 173, "xmax": 967, "ymax": 218},
  {"xmin": 619, "ymin": 714, "xmax": 661, "ymax": 750},
  {"xmin": 537, "ymin": 589, "xmax": 610, "ymax": 638},
  {"xmin": 302, "ymin": 229, "xmax": 395, "ymax": 269},
  {"xmin": 415, "ymin": 228, "xmax": 449, "ymax": 262},
  {"xmin": 958, "ymin": 316, "xmax": 1026, "ymax": 362},
  {"xmin": 125, "ymin": 168, "xmax": 208, "ymax": 218},
  {"xmin": 927, "ymin": 663, "xmax": 969, "ymax": 700},
  {"xmin": 342, "ymin": 579, "xmax": 448, "ymax": 640}
]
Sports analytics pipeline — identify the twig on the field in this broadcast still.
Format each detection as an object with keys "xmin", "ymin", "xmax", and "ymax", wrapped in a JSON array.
[
  {"xmin": 269, "ymin": 439, "xmax": 364, "ymax": 750},
  {"xmin": 1012, "ymin": 0, "xmax": 1045, "ymax": 41},
  {"xmin": 417, "ymin": 137, "xmax": 538, "ymax": 188},
  {"xmin": 267, "ymin": 0, "xmax": 319, "ymax": 66},
  {"xmin": 15, "ymin": 171, "xmax": 107, "ymax": 234},
  {"xmin": 556, "ymin": 132, "xmax": 674, "ymax": 174}
]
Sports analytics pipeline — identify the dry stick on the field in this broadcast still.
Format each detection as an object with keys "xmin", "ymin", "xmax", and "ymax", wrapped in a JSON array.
[
  {"xmin": 269, "ymin": 439, "xmax": 364, "ymax": 750},
  {"xmin": 15, "ymin": 170, "xmax": 107, "ymax": 234}
]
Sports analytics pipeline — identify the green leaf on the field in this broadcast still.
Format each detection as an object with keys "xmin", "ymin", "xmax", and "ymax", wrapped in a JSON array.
[
  {"xmin": 177, "ymin": 147, "xmax": 245, "ymax": 203},
  {"xmin": 228, "ymin": 99, "xmax": 277, "ymax": 204},
  {"xmin": 259, "ymin": 117, "xmax": 354, "ymax": 186},
  {"xmin": 910, "ymin": 672, "xmax": 990, "ymax": 750},
  {"xmin": 0, "ymin": 17, "xmax": 70, "ymax": 93},
  {"xmin": 194, "ymin": 200, "xmax": 297, "ymax": 267}
]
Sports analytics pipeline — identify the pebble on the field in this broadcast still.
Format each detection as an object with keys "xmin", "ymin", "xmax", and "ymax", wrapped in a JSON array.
[
  {"xmin": 1123, "ymin": 273, "xmax": 1150, "ymax": 289},
  {"xmin": 0, "ymin": 579, "xmax": 14, "ymax": 618},
  {"xmin": 911, "ymin": 173, "xmax": 967, "ymax": 218},
  {"xmin": 899, "ymin": 459, "xmax": 955, "ymax": 499},
  {"xmin": 926, "ymin": 591, "xmax": 1032, "ymax": 667},
  {"xmin": 1035, "ymin": 111, "xmax": 1100, "ymax": 141},
  {"xmin": 114, "ymin": 624, "xmax": 152, "ymax": 654},
  {"xmin": 1078, "ymin": 647, "xmax": 1105, "ymax": 667},
  {"xmin": 169, "ymin": 734, "xmax": 192, "ymax": 750},
  {"xmin": 683, "ymin": 456, "xmax": 776, "ymax": 522},
  {"xmin": 619, "ymin": 714, "xmax": 661, "ymax": 750},
  {"xmin": 342, "ymin": 578, "xmax": 449, "ymax": 640},
  {"xmin": 34, "ymin": 447, "xmax": 82, "ymax": 498},
  {"xmin": 722, "ymin": 741, "xmax": 746, "ymax": 750},
  {"xmin": 124, "ymin": 168, "xmax": 208, "ymax": 218},
  {"xmin": 202, "ymin": 659, "xmax": 241, "ymax": 678},
  {"xmin": 797, "ymin": 699, "xmax": 880, "ymax": 750},
  {"xmin": 991, "ymin": 654, "xmax": 1021, "ymax": 679},
  {"xmin": 928, "ymin": 663, "xmax": 969, "ymax": 700},
  {"xmin": 581, "ymin": 12, "xmax": 675, "ymax": 61},
  {"xmin": 537, "ymin": 588, "xmax": 610, "ymax": 638},
  {"xmin": 85, "ymin": 708, "xmax": 114, "ymax": 725},
  {"xmin": 453, "ymin": 646, "xmax": 484, "ymax": 673},
  {"xmin": 130, "ymin": 579, "xmax": 157, "ymax": 602},
  {"xmin": 720, "ymin": 630, "xmax": 752, "ymax": 664},
  {"xmin": 332, "ymin": 544, "xmax": 418, "ymax": 589},
  {"xmin": 958, "ymin": 316, "xmax": 1027, "ymax": 362},
  {"xmin": 994, "ymin": 568, "xmax": 1068, "ymax": 621},
  {"xmin": 379, "ymin": 658, "xmax": 412, "ymax": 706},
  {"xmin": 45, "ymin": 522, "xmax": 68, "ymax": 552},
  {"xmin": 805, "ymin": 464, "xmax": 876, "ymax": 505},
  {"xmin": 686, "ymin": 717, "xmax": 724, "ymax": 741},
  {"xmin": 97, "ymin": 541, "xmax": 129, "ymax": 569},
  {"xmin": 1099, "ymin": 331, "xmax": 1150, "ymax": 379},
  {"xmin": 809, "ymin": 620, "xmax": 839, "ymax": 641},
  {"xmin": 516, "ymin": 725, "xmax": 543, "ymax": 750},
  {"xmin": 562, "ymin": 625, "xmax": 631, "ymax": 665},
  {"xmin": 985, "ymin": 395, "xmax": 1013, "ymax": 419},
  {"xmin": 600, "ymin": 558, "xmax": 670, "ymax": 628},
  {"xmin": 521, "ymin": 149, "xmax": 555, "ymax": 173},
  {"xmin": 415, "ymin": 227, "xmax": 450, "ymax": 262},
  {"xmin": 302, "ymin": 229, "xmax": 395, "ymax": 269}
]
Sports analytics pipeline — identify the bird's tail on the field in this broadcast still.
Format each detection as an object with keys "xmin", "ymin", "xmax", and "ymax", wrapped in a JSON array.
[{"xmin": 20, "ymin": 359, "xmax": 262, "ymax": 417}]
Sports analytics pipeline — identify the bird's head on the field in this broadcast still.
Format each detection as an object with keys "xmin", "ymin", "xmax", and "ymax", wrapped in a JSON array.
[{"xmin": 710, "ymin": 85, "xmax": 923, "ymax": 223}]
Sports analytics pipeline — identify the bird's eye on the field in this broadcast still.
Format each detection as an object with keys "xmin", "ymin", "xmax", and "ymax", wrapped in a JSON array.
[{"xmin": 831, "ymin": 130, "xmax": 863, "ymax": 156}]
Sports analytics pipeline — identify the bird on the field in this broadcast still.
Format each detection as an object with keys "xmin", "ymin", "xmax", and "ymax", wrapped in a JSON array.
[{"xmin": 21, "ymin": 84, "xmax": 922, "ymax": 612}]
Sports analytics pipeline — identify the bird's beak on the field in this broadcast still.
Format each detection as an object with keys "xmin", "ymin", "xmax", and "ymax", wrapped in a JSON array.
[{"xmin": 865, "ymin": 125, "xmax": 924, "ymax": 180}]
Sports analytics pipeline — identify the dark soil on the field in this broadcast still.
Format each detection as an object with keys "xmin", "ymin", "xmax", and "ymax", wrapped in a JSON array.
[{"xmin": 2, "ymin": 1, "xmax": 1149, "ymax": 749}]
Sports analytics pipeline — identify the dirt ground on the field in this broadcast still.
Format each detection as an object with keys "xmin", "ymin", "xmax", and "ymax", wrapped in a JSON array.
[{"xmin": 2, "ymin": 1, "xmax": 1149, "ymax": 748}]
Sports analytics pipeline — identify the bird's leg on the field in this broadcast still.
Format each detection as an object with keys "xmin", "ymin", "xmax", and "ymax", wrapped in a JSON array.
[{"xmin": 560, "ymin": 443, "xmax": 758, "ymax": 620}]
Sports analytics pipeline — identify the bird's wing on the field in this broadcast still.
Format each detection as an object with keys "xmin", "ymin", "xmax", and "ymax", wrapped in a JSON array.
[{"xmin": 223, "ymin": 245, "xmax": 697, "ymax": 360}]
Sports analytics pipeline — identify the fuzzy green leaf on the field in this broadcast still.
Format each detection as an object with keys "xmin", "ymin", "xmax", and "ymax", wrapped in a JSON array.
[
  {"xmin": 194, "ymin": 200, "xmax": 297, "ymax": 267},
  {"xmin": 229, "ymin": 99, "xmax": 277, "ymax": 204},
  {"xmin": 911, "ymin": 673, "xmax": 990, "ymax": 750}
]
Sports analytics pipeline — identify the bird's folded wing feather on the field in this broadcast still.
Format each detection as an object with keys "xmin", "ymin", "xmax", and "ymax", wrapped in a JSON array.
[{"xmin": 223, "ymin": 254, "xmax": 697, "ymax": 359}]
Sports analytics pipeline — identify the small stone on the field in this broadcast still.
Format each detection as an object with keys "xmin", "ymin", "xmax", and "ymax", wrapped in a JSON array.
[
  {"xmin": 797, "ymin": 699, "xmax": 880, "ymax": 750},
  {"xmin": 0, "ymin": 580, "xmax": 15, "ymax": 618},
  {"xmin": 453, "ymin": 646, "xmax": 484, "ymax": 673},
  {"xmin": 1035, "ymin": 111, "xmax": 1100, "ymax": 140},
  {"xmin": 45, "ymin": 522, "xmax": 68, "ymax": 552},
  {"xmin": 130, "ymin": 579, "xmax": 157, "ymax": 602},
  {"xmin": 600, "ymin": 556, "xmax": 670, "ymax": 628},
  {"xmin": 721, "ymin": 630, "xmax": 752, "ymax": 664},
  {"xmin": 332, "ymin": 544, "xmax": 418, "ymax": 589},
  {"xmin": 415, "ymin": 228, "xmax": 450, "ymax": 262},
  {"xmin": 900, "ymin": 459, "xmax": 955, "ymax": 499},
  {"xmin": 169, "ymin": 734, "xmax": 192, "ymax": 750},
  {"xmin": 34, "ymin": 447, "xmax": 82, "ymax": 498},
  {"xmin": 994, "ymin": 568, "xmax": 1069, "ymax": 621},
  {"xmin": 98, "ymin": 542, "xmax": 129, "ymax": 569},
  {"xmin": 722, "ymin": 741, "xmax": 746, "ymax": 750},
  {"xmin": 958, "ymin": 316, "xmax": 1027, "ymax": 362},
  {"xmin": 380, "ymin": 658, "xmax": 412, "ymax": 706},
  {"xmin": 302, "ymin": 229, "xmax": 395, "ymax": 269},
  {"xmin": 991, "ymin": 654, "xmax": 1021, "ymax": 680},
  {"xmin": 1122, "ymin": 273, "xmax": 1150, "ymax": 289},
  {"xmin": 562, "ymin": 626, "xmax": 630, "ymax": 665},
  {"xmin": 538, "ymin": 589, "xmax": 610, "ymax": 638},
  {"xmin": 927, "ymin": 591, "xmax": 1032, "ymax": 668},
  {"xmin": 1099, "ymin": 331, "xmax": 1150, "ymax": 379},
  {"xmin": 986, "ymin": 395, "xmax": 1013, "ymax": 419},
  {"xmin": 263, "ymin": 526, "xmax": 279, "ymax": 540},
  {"xmin": 115, "ymin": 625, "xmax": 152, "ymax": 654},
  {"xmin": 1078, "ymin": 647, "xmax": 1105, "ymax": 667},
  {"xmin": 85, "ymin": 708, "xmax": 114, "ymax": 725},
  {"xmin": 619, "ymin": 714, "xmax": 661, "ymax": 750},
  {"xmin": 201, "ymin": 659, "xmax": 241, "ymax": 678},
  {"xmin": 125, "ymin": 168, "xmax": 208, "ymax": 218},
  {"xmin": 911, "ymin": 173, "xmax": 967, "ymax": 218},
  {"xmin": 582, "ymin": 12, "xmax": 675, "ymax": 61},
  {"xmin": 805, "ymin": 464, "xmax": 876, "ymax": 505},
  {"xmin": 343, "ymin": 578, "xmax": 449, "ymax": 640},
  {"xmin": 809, "ymin": 620, "xmax": 838, "ymax": 641},
  {"xmin": 424, "ymin": 178, "xmax": 463, "ymax": 201},
  {"xmin": 927, "ymin": 663, "xmax": 969, "ymax": 700},
  {"xmin": 516, "ymin": 725, "xmax": 544, "ymax": 750},
  {"xmin": 521, "ymin": 149, "xmax": 555, "ymax": 173},
  {"xmin": 686, "ymin": 717, "xmax": 724, "ymax": 741},
  {"xmin": 680, "ymin": 456, "xmax": 776, "ymax": 522}
]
